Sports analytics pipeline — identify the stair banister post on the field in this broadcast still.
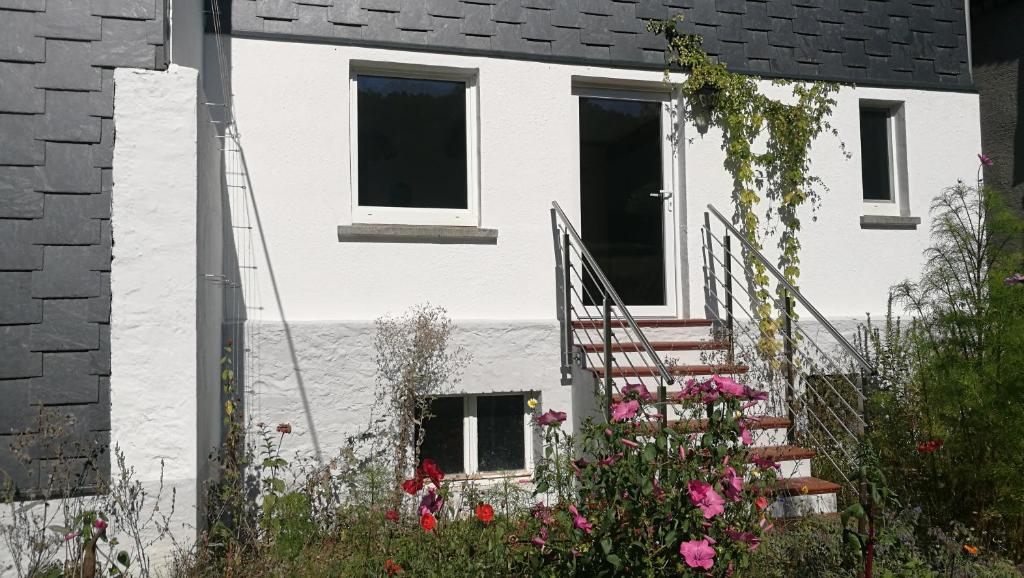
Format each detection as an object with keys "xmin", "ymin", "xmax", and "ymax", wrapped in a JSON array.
[
  {"xmin": 603, "ymin": 296, "xmax": 613, "ymax": 423},
  {"xmin": 783, "ymin": 292, "xmax": 796, "ymax": 444},
  {"xmin": 724, "ymin": 233, "xmax": 734, "ymax": 364},
  {"xmin": 563, "ymin": 230, "xmax": 573, "ymax": 375}
]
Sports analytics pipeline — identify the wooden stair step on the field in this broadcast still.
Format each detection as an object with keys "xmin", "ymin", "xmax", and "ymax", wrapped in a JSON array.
[
  {"xmin": 580, "ymin": 340, "xmax": 729, "ymax": 353},
  {"xmin": 775, "ymin": 476, "xmax": 842, "ymax": 497},
  {"xmin": 573, "ymin": 319, "xmax": 713, "ymax": 329},
  {"xmin": 591, "ymin": 363, "xmax": 748, "ymax": 378},
  {"xmin": 751, "ymin": 445, "xmax": 816, "ymax": 462},
  {"xmin": 633, "ymin": 415, "xmax": 792, "ymax": 434}
]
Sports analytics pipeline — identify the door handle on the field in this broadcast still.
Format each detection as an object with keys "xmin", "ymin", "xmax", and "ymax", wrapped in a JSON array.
[{"xmin": 650, "ymin": 190, "xmax": 673, "ymax": 200}]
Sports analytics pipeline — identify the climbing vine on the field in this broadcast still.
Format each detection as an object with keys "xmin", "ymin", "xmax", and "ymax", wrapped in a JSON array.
[{"xmin": 650, "ymin": 15, "xmax": 845, "ymax": 357}]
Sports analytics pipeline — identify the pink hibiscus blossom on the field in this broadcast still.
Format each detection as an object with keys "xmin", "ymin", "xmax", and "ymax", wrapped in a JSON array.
[
  {"xmin": 620, "ymin": 438, "xmax": 640, "ymax": 449},
  {"xmin": 598, "ymin": 452, "xmax": 623, "ymax": 466},
  {"xmin": 680, "ymin": 539, "xmax": 716, "ymax": 569},
  {"xmin": 979, "ymin": 153, "xmax": 994, "ymax": 167},
  {"xmin": 752, "ymin": 454, "xmax": 780, "ymax": 471},
  {"xmin": 712, "ymin": 375, "xmax": 746, "ymax": 397},
  {"xmin": 568, "ymin": 505, "xmax": 594, "ymax": 534},
  {"xmin": 622, "ymin": 382, "xmax": 654, "ymax": 401},
  {"xmin": 418, "ymin": 487, "xmax": 444, "ymax": 515},
  {"xmin": 611, "ymin": 399, "xmax": 640, "ymax": 422},
  {"xmin": 688, "ymin": 479, "xmax": 726, "ymax": 519},
  {"xmin": 535, "ymin": 409, "xmax": 567, "ymax": 427},
  {"xmin": 721, "ymin": 466, "xmax": 743, "ymax": 501},
  {"xmin": 726, "ymin": 528, "xmax": 761, "ymax": 551}
]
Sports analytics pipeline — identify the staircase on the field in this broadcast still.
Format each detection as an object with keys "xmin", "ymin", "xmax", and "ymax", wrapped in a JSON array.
[{"xmin": 553, "ymin": 201, "xmax": 873, "ymax": 518}]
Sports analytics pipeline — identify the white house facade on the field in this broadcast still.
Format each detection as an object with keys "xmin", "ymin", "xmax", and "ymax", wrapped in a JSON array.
[{"xmin": 0, "ymin": 0, "xmax": 981, "ymax": 567}]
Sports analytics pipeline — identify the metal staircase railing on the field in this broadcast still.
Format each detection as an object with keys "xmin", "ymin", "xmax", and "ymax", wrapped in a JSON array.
[
  {"xmin": 552, "ymin": 201, "xmax": 675, "ymax": 427},
  {"xmin": 702, "ymin": 203, "xmax": 873, "ymax": 490}
]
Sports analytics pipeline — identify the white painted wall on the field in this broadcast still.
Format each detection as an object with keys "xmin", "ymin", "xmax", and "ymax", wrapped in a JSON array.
[
  {"xmin": 111, "ymin": 64, "xmax": 201, "ymax": 563},
  {"xmin": 229, "ymin": 38, "xmax": 981, "ymax": 324}
]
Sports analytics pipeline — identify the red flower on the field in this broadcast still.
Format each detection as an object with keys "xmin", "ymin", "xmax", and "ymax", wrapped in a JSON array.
[
  {"xmin": 276, "ymin": 423, "xmax": 292, "ymax": 434},
  {"xmin": 385, "ymin": 509, "xmax": 399, "ymax": 523},
  {"xmin": 401, "ymin": 478, "xmax": 423, "ymax": 495},
  {"xmin": 421, "ymin": 458, "xmax": 444, "ymax": 487},
  {"xmin": 420, "ymin": 511, "xmax": 437, "ymax": 532},
  {"xmin": 384, "ymin": 559, "xmax": 403, "ymax": 575},
  {"xmin": 755, "ymin": 496, "xmax": 769, "ymax": 511},
  {"xmin": 916, "ymin": 439, "xmax": 944, "ymax": 454},
  {"xmin": 475, "ymin": 503, "xmax": 494, "ymax": 524}
]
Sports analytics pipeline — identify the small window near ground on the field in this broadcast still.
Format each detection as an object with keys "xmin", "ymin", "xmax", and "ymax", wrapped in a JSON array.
[
  {"xmin": 350, "ymin": 67, "xmax": 479, "ymax": 226},
  {"xmin": 418, "ymin": 393, "xmax": 532, "ymax": 476},
  {"xmin": 860, "ymin": 107, "xmax": 893, "ymax": 202}
]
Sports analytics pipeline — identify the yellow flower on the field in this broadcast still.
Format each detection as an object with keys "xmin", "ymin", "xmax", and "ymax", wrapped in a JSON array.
[
  {"xmin": 800, "ymin": 485, "xmax": 809, "ymax": 495},
  {"xmin": 963, "ymin": 544, "xmax": 979, "ymax": 556},
  {"xmin": 527, "ymin": 398, "xmax": 538, "ymax": 409}
]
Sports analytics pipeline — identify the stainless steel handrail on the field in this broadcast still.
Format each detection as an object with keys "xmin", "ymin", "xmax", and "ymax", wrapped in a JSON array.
[
  {"xmin": 705, "ymin": 203, "xmax": 874, "ymax": 372},
  {"xmin": 552, "ymin": 201, "xmax": 675, "ymax": 385}
]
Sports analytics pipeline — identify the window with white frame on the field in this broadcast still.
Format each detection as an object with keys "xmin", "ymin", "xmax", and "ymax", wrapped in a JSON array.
[
  {"xmin": 418, "ymin": 394, "xmax": 533, "ymax": 476},
  {"xmin": 350, "ymin": 65, "xmax": 479, "ymax": 226},
  {"xmin": 859, "ymin": 100, "xmax": 909, "ymax": 215}
]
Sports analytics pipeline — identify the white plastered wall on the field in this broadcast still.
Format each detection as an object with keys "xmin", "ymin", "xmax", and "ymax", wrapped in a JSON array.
[{"xmin": 225, "ymin": 38, "xmax": 981, "ymax": 465}]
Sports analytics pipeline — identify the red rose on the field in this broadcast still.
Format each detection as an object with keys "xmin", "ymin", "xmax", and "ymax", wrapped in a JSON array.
[
  {"xmin": 421, "ymin": 458, "xmax": 444, "ymax": 487},
  {"xmin": 420, "ymin": 512, "xmax": 436, "ymax": 532},
  {"xmin": 401, "ymin": 478, "xmax": 423, "ymax": 495},
  {"xmin": 384, "ymin": 559, "xmax": 403, "ymax": 575},
  {"xmin": 385, "ymin": 509, "xmax": 399, "ymax": 523},
  {"xmin": 276, "ymin": 423, "xmax": 292, "ymax": 434},
  {"xmin": 475, "ymin": 503, "xmax": 494, "ymax": 524}
]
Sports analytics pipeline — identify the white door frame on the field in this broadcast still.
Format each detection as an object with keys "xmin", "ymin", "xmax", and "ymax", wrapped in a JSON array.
[{"xmin": 574, "ymin": 87, "xmax": 680, "ymax": 318}]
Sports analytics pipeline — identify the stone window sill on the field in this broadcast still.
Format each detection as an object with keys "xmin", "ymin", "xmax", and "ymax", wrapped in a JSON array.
[
  {"xmin": 446, "ymin": 470, "xmax": 532, "ymax": 483},
  {"xmin": 337, "ymin": 224, "xmax": 498, "ymax": 245},
  {"xmin": 859, "ymin": 215, "xmax": 921, "ymax": 230}
]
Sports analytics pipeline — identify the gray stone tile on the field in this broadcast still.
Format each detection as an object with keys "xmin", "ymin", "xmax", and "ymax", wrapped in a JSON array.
[
  {"xmin": 327, "ymin": 3, "xmax": 370, "ymax": 25},
  {"xmin": 36, "ymin": 40, "xmax": 102, "ymax": 92},
  {"xmin": 89, "ymin": 324, "xmax": 109, "ymax": 375},
  {"xmin": 0, "ymin": 63, "xmax": 44, "ymax": 114},
  {"xmin": 90, "ymin": 0, "xmax": 157, "ymax": 19},
  {"xmin": 0, "ymin": 220, "xmax": 42, "ymax": 270},
  {"xmin": 0, "ymin": 10, "xmax": 45, "ymax": 62},
  {"xmin": 0, "ymin": 167, "xmax": 44, "ymax": 218},
  {"xmin": 0, "ymin": 273, "xmax": 41, "ymax": 324},
  {"xmin": 86, "ymin": 273, "xmax": 110, "ymax": 323},
  {"xmin": 32, "ymin": 195, "xmax": 102, "ymax": 246},
  {"xmin": 0, "ymin": 114, "xmax": 44, "ymax": 165},
  {"xmin": 92, "ymin": 118, "xmax": 114, "ymax": 169},
  {"xmin": 30, "ymin": 299, "xmax": 99, "ymax": 352},
  {"xmin": 0, "ymin": 0, "xmax": 45, "ymax": 10},
  {"xmin": 30, "ymin": 246, "xmax": 102, "ymax": 298},
  {"xmin": 34, "ymin": 0, "xmax": 102, "ymax": 41},
  {"xmin": 91, "ymin": 19, "xmax": 157, "ymax": 68},
  {"xmin": 38, "ymin": 91, "xmax": 104, "ymax": 144},
  {"xmin": 38, "ymin": 143, "xmax": 101, "ymax": 193},
  {"xmin": 0, "ymin": 326, "xmax": 42, "ymax": 379},
  {"xmin": 0, "ymin": 381, "xmax": 35, "ymax": 433},
  {"xmin": 30, "ymin": 352, "xmax": 99, "ymax": 404},
  {"xmin": 256, "ymin": 0, "xmax": 297, "ymax": 19}
]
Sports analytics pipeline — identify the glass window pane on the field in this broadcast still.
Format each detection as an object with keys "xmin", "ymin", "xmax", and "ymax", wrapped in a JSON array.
[
  {"xmin": 357, "ymin": 75, "xmax": 468, "ymax": 209},
  {"xmin": 477, "ymin": 395, "xmax": 525, "ymax": 472},
  {"xmin": 860, "ymin": 108, "xmax": 892, "ymax": 201},
  {"xmin": 419, "ymin": 397, "xmax": 464, "ymax": 475}
]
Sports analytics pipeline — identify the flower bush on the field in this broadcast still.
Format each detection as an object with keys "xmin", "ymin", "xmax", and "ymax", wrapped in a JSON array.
[{"xmin": 524, "ymin": 375, "xmax": 779, "ymax": 576}]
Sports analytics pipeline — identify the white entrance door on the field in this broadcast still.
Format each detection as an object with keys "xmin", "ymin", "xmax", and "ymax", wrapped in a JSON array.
[{"xmin": 577, "ymin": 90, "xmax": 678, "ymax": 318}]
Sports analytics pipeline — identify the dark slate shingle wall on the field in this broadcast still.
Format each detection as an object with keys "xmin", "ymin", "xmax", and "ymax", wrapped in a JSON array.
[
  {"xmin": 231, "ymin": 0, "xmax": 971, "ymax": 90},
  {"xmin": 0, "ymin": 0, "xmax": 168, "ymax": 497}
]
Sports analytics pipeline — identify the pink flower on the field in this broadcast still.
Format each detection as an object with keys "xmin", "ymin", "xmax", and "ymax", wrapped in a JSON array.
[
  {"xmin": 64, "ymin": 531, "xmax": 79, "ymax": 542},
  {"xmin": 676, "ymin": 378, "xmax": 703, "ymax": 400},
  {"xmin": 598, "ymin": 453, "xmax": 623, "ymax": 466},
  {"xmin": 680, "ymin": 539, "xmax": 716, "ymax": 569},
  {"xmin": 418, "ymin": 487, "xmax": 444, "ymax": 515},
  {"xmin": 611, "ymin": 399, "xmax": 640, "ymax": 422},
  {"xmin": 979, "ymin": 153, "xmax": 994, "ymax": 167},
  {"xmin": 93, "ymin": 518, "xmax": 107, "ymax": 531},
  {"xmin": 742, "ymin": 386, "xmax": 769, "ymax": 401},
  {"xmin": 726, "ymin": 528, "xmax": 761, "ymax": 551},
  {"xmin": 568, "ymin": 505, "xmax": 594, "ymax": 534},
  {"xmin": 622, "ymin": 382, "xmax": 653, "ymax": 401},
  {"xmin": 688, "ymin": 480, "xmax": 726, "ymax": 519},
  {"xmin": 713, "ymin": 375, "xmax": 746, "ymax": 397},
  {"xmin": 752, "ymin": 454, "xmax": 780, "ymax": 471},
  {"xmin": 532, "ymin": 526, "xmax": 548, "ymax": 546},
  {"xmin": 1005, "ymin": 273, "xmax": 1024, "ymax": 286},
  {"xmin": 620, "ymin": 438, "xmax": 640, "ymax": 449},
  {"xmin": 536, "ymin": 409, "xmax": 567, "ymax": 427},
  {"xmin": 739, "ymin": 422, "xmax": 753, "ymax": 446},
  {"xmin": 721, "ymin": 466, "xmax": 743, "ymax": 501}
]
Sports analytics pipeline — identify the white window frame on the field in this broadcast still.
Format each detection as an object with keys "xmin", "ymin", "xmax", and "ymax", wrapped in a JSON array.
[
  {"xmin": 428, "ymin": 393, "xmax": 535, "ymax": 477},
  {"xmin": 349, "ymin": 61, "xmax": 480, "ymax": 227},
  {"xmin": 860, "ymin": 100, "xmax": 909, "ymax": 217}
]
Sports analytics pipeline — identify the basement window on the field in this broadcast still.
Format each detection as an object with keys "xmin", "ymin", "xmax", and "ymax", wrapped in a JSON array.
[
  {"xmin": 350, "ymin": 64, "xmax": 479, "ymax": 226},
  {"xmin": 418, "ymin": 394, "xmax": 533, "ymax": 476},
  {"xmin": 859, "ymin": 100, "xmax": 911, "ymax": 220}
]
